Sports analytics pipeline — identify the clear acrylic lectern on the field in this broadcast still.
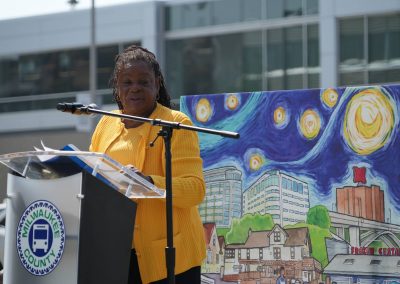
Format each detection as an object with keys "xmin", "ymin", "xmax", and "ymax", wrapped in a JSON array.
[{"xmin": 0, "ymin": 150, "xmax": 164, "ymax": 284}]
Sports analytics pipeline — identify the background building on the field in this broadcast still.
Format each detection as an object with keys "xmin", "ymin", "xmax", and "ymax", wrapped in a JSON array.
[
  {"xmin": 0, "ymin": 0, "xmax": 399, "ymax": 197},
  {"xmin": 324, "ymin": 255, "xmax": 400, "ymax": 283},
  {"xmin": 336, "ymin": 184, "xmax": 385, "ymax": 222},
  {"xmin": 243, "ymin": 170, "xmax": 309, "ymax": 226},
  {"xmin": 201, "ymin": 166, "xmax": 242, "ymax": 228}
]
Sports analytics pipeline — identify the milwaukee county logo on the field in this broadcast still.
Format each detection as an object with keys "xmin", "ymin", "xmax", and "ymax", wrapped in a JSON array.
[{"xmin": 16, "ymin": 200, "xmax": 65, "ymax": 276}]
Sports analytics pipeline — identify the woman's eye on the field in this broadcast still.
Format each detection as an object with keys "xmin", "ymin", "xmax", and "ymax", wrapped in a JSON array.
[{"xmin": 139, "ymin": 80, "xmax": 149, "ymax": 86}]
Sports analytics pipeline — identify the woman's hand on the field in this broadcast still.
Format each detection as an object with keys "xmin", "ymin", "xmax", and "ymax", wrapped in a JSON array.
[{"xmin": 125, "ymin": 164, "xmax": 154, "ymax": 184}]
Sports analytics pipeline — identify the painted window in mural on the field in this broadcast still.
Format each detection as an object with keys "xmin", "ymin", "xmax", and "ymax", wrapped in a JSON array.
[{"xmin": 181, "ymin": 85, "xmax": 400, "ymax": 284}]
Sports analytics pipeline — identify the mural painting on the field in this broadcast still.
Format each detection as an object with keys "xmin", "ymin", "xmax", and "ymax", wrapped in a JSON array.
[{"xmin": 180, "ymin": 85, "xmax": 400, "ymax": 284}]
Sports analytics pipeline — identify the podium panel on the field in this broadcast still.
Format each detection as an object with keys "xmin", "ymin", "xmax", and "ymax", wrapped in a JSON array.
[
  {"xmin": 4, "ymin": 173, "xmax": 82, "ymax": 284},
  {"xmin": 3, "ymin": 171, "xmax": 137, "ymax": 284},
  {"xmin": 0, "ymin": 150, "xmax": 162, "ymax": 283}
]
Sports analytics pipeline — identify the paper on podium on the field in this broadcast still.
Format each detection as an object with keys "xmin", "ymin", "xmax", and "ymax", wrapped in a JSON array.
[{"xmin": 0, "ymin": 145, "xmax": 165, "ymax": 199}]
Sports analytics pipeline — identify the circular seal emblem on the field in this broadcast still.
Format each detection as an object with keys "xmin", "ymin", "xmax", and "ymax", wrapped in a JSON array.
[{"xmin": 16, "ymin": 200, "xmax": 65, "ymax": 276}]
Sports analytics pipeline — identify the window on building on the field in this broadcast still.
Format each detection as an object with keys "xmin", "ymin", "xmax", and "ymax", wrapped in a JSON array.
[
  {"xmin": 370, "ymin": 259, "xmax": 381, "ymax": 265},
  {"xmin": 307, "ymin": 24, "xmax": 320, "ymax": 88},
  {"xmin": 259, "ymin": 248, "xmax": 263, "ymax": 259},
  {"xmin": 212, "ymin": 0, "xmax": 241, "ymax": 25},
  {"xmin": 273, "ymin": 247, "xmax": 281, "ymax": 259},
  {"xmin": 281, "ymin": 177, "xmax": 287, "ymax": 189},
  {"xmin": 267, "ymin": 28, "xmax": 284, "ymax": 90},
  {"xmin": 339, "ymin": 13, "xmax": 400, "ymax": 86},
  {"xmin": 243, "ymin": 0, "xmax": 262, "ymax": 21},
  {"xmin": 97, "ymin": 44, "xmax": 119, "ymax": 90},
  {"xmin": 290, "ymin": 247, "xmax": 295, "ymax": 259},
  {"xmin": 284, "ymin": 0, "xmax": 302, "ymax": 17},
  {"xmin": 293, "ymin": 181, "xmax": 298, "ymax": 192},
  {"xmin": 266, "ymin": 0, "xmax": 284, "ymax": 19},
  {"xmin": 274, "ymin": 231, "xmax": 281, "ymax": 242},
  {"xmin": 247, "ymin": 249, "xmax": 250, "ymax": 259},
  {"xmin": 340, "ymin": 17, "xmax": 365, "ymax": 68},
  {"xmin": 166, "ymin": 31, "xmax": 262, "ymax": 99},
  {"xmin": 368, "ymin": 14, "xmax": 400, "ymax": 84},
  {"xmin": 182, "ymin": 1, "xmax": 212, "ymax": 29},
  {"xmin": 305, "ymin": 0, "xmax": 318, "ymax": 15},
  {"xmin": 207, "ymin": 249, "xmax": 212, "ymax": 264},
  {"xmin": 343, "ymin": 258, "xmax": 354, "ymax": 265},
  {"xmin": 298, "ymin": 183, "xmax": 304, "ymax": 194},
  {"xmin": 226, "ymin": 249, "xmax": 235, "ymax": 258}
]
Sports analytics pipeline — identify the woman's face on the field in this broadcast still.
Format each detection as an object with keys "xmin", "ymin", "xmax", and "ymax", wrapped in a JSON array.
[{"xmin": 117, "ymin": 60, "xmax": 159, "ymax": 117}]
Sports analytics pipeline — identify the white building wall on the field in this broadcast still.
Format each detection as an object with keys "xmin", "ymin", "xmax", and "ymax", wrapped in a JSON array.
[
  {"xmin": 244, "ymin": 171, "xmax": 309, "ymax": 226},
  {"xmin": 0, "ymin": 1, "xmax": 160, "ymax": 57}
]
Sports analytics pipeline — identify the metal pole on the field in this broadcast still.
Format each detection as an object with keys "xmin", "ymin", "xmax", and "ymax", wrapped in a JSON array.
[
  {"xmin": 163, "ymin": 126, "xmax": 175, "ymax": 284},
  {"xmin": 89, "ymin": 0, "xmax": 97, "ymax": 130}
]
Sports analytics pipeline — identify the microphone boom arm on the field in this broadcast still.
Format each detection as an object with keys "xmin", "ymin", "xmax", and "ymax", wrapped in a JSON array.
[{"xmin": 81, "ymin": 105, "xmax": 240, "ymax": 139}]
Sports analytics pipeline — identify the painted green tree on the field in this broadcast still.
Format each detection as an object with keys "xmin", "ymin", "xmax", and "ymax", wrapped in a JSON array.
[
  {"xmin": 226, "ymin": 213, "xmax": 274, "ymax": 244},
  {"xmin": 306, "ymin": 205, "xmax": 331, "ymax": 229}
]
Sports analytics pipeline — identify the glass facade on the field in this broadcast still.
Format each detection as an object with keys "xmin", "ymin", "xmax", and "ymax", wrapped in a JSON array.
[
  {"xmin": 339, "ymin": 13, "xmax": 400, "ymax": 86},
  {"xmin": 166, "ymin": 24, "xmax": 319, "ymax": 99},
  {"xmin": 165, "ymin": 32, "xmax": 263, "ymax": 97},
  {"xmin": 0, "ymin": 42, "xmax": 138, "ymax": 111},
  {"xmin": 201, "ymin": 167, "xmax": 242, "ymax": 228},
  {"xmin": 165, "ymin": 0, "xmax": 319, "ymax": 30}
]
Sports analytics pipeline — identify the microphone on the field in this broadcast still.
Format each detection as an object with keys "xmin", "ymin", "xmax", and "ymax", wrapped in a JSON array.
[{"xmin": 57, "ymin": 102, "xmax": 98, "ymax": 115}]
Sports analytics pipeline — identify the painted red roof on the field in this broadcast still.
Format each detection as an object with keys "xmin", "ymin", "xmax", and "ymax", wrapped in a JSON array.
[{"xmin": 203, "ymin": 223, "xmax": 216, "ymax": 245}]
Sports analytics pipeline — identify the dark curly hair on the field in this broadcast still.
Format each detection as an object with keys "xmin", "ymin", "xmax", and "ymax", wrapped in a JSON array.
[{"xmin": 110, "ymin": 45, "xmax": 171, "ymax": 109}]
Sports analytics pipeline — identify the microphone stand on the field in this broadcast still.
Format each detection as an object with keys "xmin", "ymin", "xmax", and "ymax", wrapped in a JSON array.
[{"xmin": 68, "ymin": 104, "xmax": 239, "ymax": 284}]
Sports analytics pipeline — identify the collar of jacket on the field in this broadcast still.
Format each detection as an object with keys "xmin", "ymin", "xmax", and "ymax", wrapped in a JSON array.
[{"xmin": 101, "ymin": 103, "xmax": 164, "ymax": 172}]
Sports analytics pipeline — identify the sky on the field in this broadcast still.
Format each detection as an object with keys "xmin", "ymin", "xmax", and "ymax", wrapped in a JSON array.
[{"xmin": 0, "ymin": 0, "xmax": 155, "ymax": 21}]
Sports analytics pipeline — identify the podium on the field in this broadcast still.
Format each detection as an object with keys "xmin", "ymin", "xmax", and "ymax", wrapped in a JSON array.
[{"xmin": 0, "ymin": 150, "xmax": 164, "ymax": 284}]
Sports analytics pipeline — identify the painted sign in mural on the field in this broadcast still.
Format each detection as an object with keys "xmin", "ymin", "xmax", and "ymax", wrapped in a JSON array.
[{"xmin": 180, "ymin": 85, "xmax": 400, "ymax": 284}]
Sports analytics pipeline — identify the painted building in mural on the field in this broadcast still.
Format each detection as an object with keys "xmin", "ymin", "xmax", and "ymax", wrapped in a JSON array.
[
  {"xmin": 324, "ymin": 255, "xmax": 400, "ymax": 283},
  {"xmin": 181, "ymin": 85, "xmax": 400, "ymax": 284},
  {"xmin": 203, "ymin": 223, "xmax": 224, "ymax": 274},
  {"xmin": 243, "ymin": 170, "xmax": 310, "ymax": 226},
  {"xmin": 223, "ymin": 224, "xmax": 322, "ymax": 284},
  {"xmin": 336, "ymin": 184, "xmax": 385, "ymax": 222},
  {"xmin": 201, "ymin": 167, "xmax": 242, "ymax": 228}
]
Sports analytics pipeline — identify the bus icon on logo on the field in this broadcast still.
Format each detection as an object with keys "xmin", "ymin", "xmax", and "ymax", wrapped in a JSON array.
[
  {"xmin": 32, "ymin": 224, "xmax": 49, "ymax": 253},
  {"xmin": 17, "ymin": 200, "xmax": 65, "ymax": 275}
]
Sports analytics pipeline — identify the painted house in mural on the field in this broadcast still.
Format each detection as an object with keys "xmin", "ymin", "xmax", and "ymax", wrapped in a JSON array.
[
  {"xmin": 203, "ymin": 223, "xmax": 223, "ymax": 273},
  {"xmin": 201, "ymin": 166, "xmax": 242, "ymax": 228},
  {"xmin": 323, "ymin": 255, "xmax": 400, "ymax": 283},
  {"xmin": 222, "ymin": 224, "xmax": 322, "ymax": 284},
  {"xmin": 243, "ymin": 170, "xmax": 310, "ymax": 226}
]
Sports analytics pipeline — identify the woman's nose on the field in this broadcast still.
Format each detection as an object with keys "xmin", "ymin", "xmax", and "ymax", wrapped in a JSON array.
[{"xmin": 127, "ymin": 82, "xmax": 141, "ymax": 92}]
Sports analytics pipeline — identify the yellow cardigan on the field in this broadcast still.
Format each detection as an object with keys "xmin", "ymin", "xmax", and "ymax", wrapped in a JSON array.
[{"xmin": 89, "ymin": 103, "xmax": 206, "ymax": 283}]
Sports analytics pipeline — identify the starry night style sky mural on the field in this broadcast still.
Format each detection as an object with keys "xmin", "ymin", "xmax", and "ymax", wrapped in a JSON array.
[{"xmin": 181, "ymin": 85, "xmax": 400, "ymax": 222}]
